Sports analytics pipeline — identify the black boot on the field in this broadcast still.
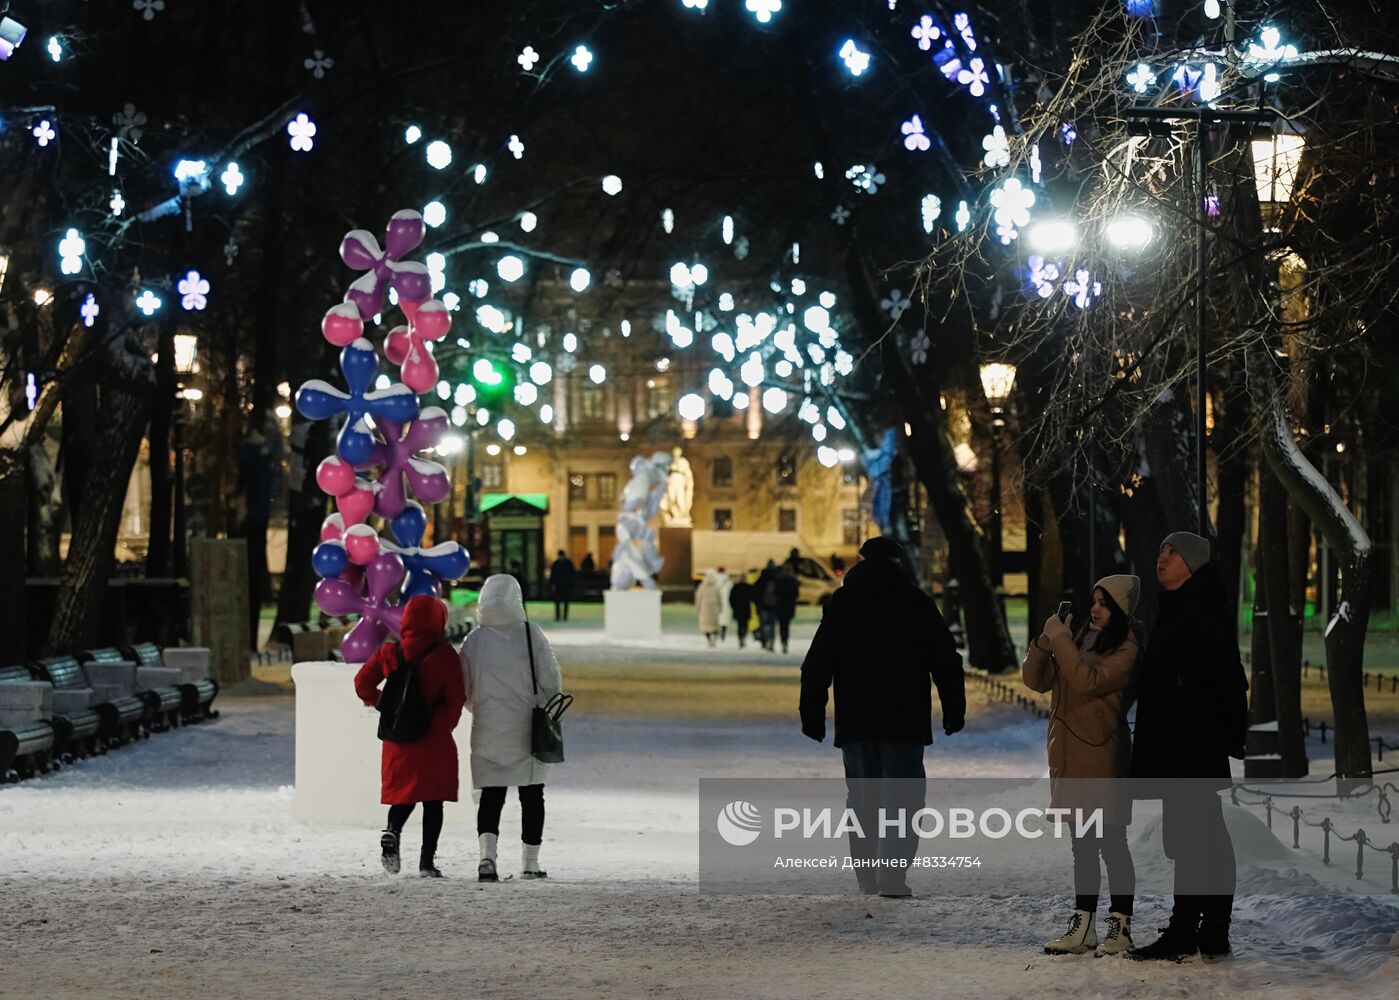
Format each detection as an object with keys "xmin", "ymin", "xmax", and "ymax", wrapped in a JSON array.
[
  {"xmin": 1198, "ymin": 897, "xmax": 1233, "ymax": 958},
  {"xmin": 419, "ymin": 850, "xmax": 443, "ymax": 878},
  {"xmin": 1128, "ymin": 904, "xmax": 1199, "ymax": 962},
  {"xmin": 380, "ymin": 829, "xmax": 401, "ymax": 875}
]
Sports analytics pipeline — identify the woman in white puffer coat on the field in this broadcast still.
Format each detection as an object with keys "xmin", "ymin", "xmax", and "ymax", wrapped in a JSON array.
[{"xmin": 460, "ymin": 574, "xmax": 563, "ymax": 881}]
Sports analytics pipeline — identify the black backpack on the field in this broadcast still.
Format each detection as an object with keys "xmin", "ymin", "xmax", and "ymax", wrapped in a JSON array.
[{"xmin": 376, "ymin": 641, "xmax": 438, "ymax": 743}]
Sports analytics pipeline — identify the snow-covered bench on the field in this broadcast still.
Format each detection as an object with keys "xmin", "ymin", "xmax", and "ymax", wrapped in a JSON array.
[
  {"xmin": 123, "ymin": 643, "xmax": 219, "ymax": 724},
  {"xmin": 36, "ymin": 656, "xmax": 149, "ymax": 747}
]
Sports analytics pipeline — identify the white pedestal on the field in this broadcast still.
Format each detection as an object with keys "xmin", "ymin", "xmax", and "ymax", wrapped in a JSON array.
[
  {"xmin": 604, "ymin": 588, "xmax": 664, "ymax": 642},
  {"xmin": 290, "ymin": 661, "xmax": 474, "ymax": 827}
]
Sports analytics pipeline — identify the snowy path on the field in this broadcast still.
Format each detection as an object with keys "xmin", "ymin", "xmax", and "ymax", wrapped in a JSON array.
[{"xmin": 1, "ymin": 700, "xmax": 1396, "ymax": 999}]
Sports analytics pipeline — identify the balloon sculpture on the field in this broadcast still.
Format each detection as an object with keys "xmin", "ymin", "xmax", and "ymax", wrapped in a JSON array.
[{"xmin": 298, "ymin": 209, "xmax": 470, "ymax": 661}]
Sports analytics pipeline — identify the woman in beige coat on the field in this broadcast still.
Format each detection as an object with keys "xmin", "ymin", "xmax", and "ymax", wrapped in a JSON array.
[{"xmin": 1023, "ymin": 574, "xmax": 1141, "ymax": 957}]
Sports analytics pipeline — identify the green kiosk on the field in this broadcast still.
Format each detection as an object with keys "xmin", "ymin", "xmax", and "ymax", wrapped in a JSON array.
[{"xmin": 478, "ymin": 493, "xmax": 548, "ymax": 600}]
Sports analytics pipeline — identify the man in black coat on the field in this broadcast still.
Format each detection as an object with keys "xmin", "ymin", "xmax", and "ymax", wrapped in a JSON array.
[
  {"xmin": 799, "ymin": 536, "xmax": 965, "ymax": 897},
  {"xmin": 1129, "ymin": 531, "xmax": 1248, "ymax": 961},
  {"xmin": 729, "ymin": 573, "xmax": 756, "ymax": 648},
  {"xmin": 549, "ymin": 550, "xmax": 576, "ymax": 622},
  {"xmin": 773, "ymin": 565, "xmax": 800, "ymax": 654}
]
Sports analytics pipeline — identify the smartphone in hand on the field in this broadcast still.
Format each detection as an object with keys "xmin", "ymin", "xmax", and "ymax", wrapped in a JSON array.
[{"xmin": 1057, "ymin": 600, "xmax": 1072, "ymax": 623}]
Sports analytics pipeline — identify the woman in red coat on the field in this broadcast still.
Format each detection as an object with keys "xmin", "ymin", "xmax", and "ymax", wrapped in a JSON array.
[{"xmin": 353, "ymin": 595, "xmax": 466, "ymax": 878}]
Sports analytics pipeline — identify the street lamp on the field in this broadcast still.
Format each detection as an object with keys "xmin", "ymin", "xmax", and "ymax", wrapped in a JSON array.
[
  {"xmin": 1104, "ymin": 215, "xmax": 1155, "ymax": 250},
  {"xmin": 1251, "ymin": 125, "xmax": 1306, "ymax": 204},
  {"xmin": 172, "ymin": 331, "xmax": 199, "ymax": 578},
  {"xmin": 978, "ymin": 362, "xmax": 1016, "ymax": 597},
  {"xmin": 1024, "ymin": 219, "xmax": 1078, "ymax": 255}
]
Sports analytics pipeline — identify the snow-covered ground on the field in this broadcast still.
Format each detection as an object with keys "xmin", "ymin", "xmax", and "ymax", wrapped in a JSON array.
[{"xmin": 1, "ymin": 697, "xmax": 1396, "ymax": 999}]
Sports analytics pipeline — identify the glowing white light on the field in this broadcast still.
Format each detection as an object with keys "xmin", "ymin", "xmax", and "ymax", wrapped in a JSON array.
[
  {"xmin": 745, "ymin": 0, "xmax": 782, "ymax": 24},
  {"xmin": 569, "ymin": 267, "xmax": 591, "ymax": 292},
  {"xmin": 511, "ymin": 343, "xmax": 532, "ymax": 364},
  {"xmin": 540, "ymin": 404, "xmax": 554, "ymax": 423},
  {"xmin": 1025, "ymin": 219, "xmax": 1078, "ymax": 254},
  {"xmin": 81, "ymin": 294, "xmax": 99, "ymax": 328},
  {"xmin": 473, "ymin": 164, "xmax": 488, "ymax": 184},
  {"xmin": 513, "ymin": 445, "xmax": 528, "ymax": 456},
  {"xmin": 982, "ymin": 125, "xmax": 1009, "ymax": 169},
  {"xmin": 486, "ymin": 443, "xmax": 500, "ymax": 456},
  {"xmin": 518, "ymin": 46, "xmax": 539, "ymax": 71},
  {"xmin": 817, "ymin": 446, "xmax": 838, "ymax": 468},
  {"xmin": 955, "ymin": 200, "xmax": 971, "ymax": 232},
  {"xmin": 436, "ymin": 381, "xmax": 451, "ymax": 400},
  {"xmin": 1106, "ymin": 215, "xmax": 1154, "ymax": 250},
  {"xmin": 514, "ymin": 382, "xmax": 538, "ymax": 406},
  {"xmin": 178, "ymin": 270, "xmax": 210, "ymax": 310},
  {"xmin": 661, "ymin": 208, "xmax": 674, "ymax": 233},
  {"xmin": 570, "ymin": 45, "xmax": 593, "ymax": 72},
  {"xmin": 220, "ymin": 162, "xmax": 245, "ymax": 196},
  {"xmin": 136, "ymin": 290, "xmax": 162, "ymax": 316},
  {"xmin": 47, "ymin": 36, "xmax": 62, "ymax": 62},
  {"xmin": 707, "ymin": 368, "xmax": 735, "ymax": 400},
  {"xmin": 443, "ymin": 292, "xmax": 461, "ymax": 311},
  {"xmin": 32, "ymin": 120, "xmax": 56, "ymax": 147},
  {"xmin": 839, "ymin": 39, "xmax": 871, "ymax": 76},
  {"xmin": 602, "ymin": 175, "xmax": 623, "ymax": 196},
  {"xmin": 589, "ymin": 364, "xmax": 606, "ymax": 384},
  {"xmin": 425, "ymin": 140, "xmax": 453, "ymax": 170},
  {"xmin": 719, "ymin": 293, "xmax": 735, "ymax": 311},
  {"xmin": 497, "ymin": 418, "xmax": 516, "ymax": 441},
  {"xmin": 287, "ymin": 113, "xmax": 316, "ymax": 152},
  {"xmin": 58, "ymin": 228, "xmax": 85, "ymax": 275},
  {"xmin": 110, "ymin": 190, "xmax": 125, "ymax": 216},
  {"xmin": 711, "ymin": 332, "xmax": 735, "ymax": 361},
  {"xmin": 740, "ymin": 352, "xmax": 765, "ymax": 388},
  {"xmin": 621, "ymin": 319, "xmax": 632, "ymax": 337},
  {"xmin": 404, "ymin": 125, "xmax": 422, "ymax": 144},
  {"xmin": 174, "ymin": 159, "xmax": 208, "ymax": 187},
  {"xmin": 508, "ymin": 134, "xmax": 525, "ymax": 159},
  {"xmin": 476, "ymin": 305, "xmax": 507, "ymax": 333},
  {"xmin": 423, "ymin": 200, "xmax": 447, "ymax": 228},
  {"xmin": 826, "ymin": 406, "xmax": 847, "ymax": 430},
  {"xmin": 1127, "ymin": 63, "xmax": 1157, "ymax": 94},
  {"xmin": 1204, "ymin": 0, "xmax": 1221, "ymax": 18},
  {"xmin": 519, "ymin": 212, "xmax": 538, "ymax": 232},
  {"xmin": 677, "ymin": 393, "xmax": 706, "ymax": 421},
  {"xmin": 497, "ymin": 255, "xmax": 525, "ymax": 282},
  {"xmin": 34, "ymin": 289, "xmax": 54, "ymax": 307},
  {"xmin": 476, "ymin": 408, "xmax": 491, "ymax": 427},
  {"xmin": 775, "ymin": 359, "xmax": 794, "ymax": 377},
  {"xmin": 762, "ymin": 387, "xmax": 787, "ymax": 413},
  {"xmin": 562, "ymin": 333, "xmax": 578, "ymax": 353},
  {"xmin": 451, "ymin": 406, "xmax": 467, "ymax": 427},
  {"xmin": 722, "ymin": 215, "xmax": 734, "ymax": 244},
  {"xmin": 733, "ymin": 392, "xmax": 749, "ymax": 411},
  {"xmin": 529, "ymin": 361, "xmax": 553, "ymax": 385}
]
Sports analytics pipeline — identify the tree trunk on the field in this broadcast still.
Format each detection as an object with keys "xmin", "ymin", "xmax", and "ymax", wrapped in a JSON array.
[
  {"xmin": 1258, "ymin": 465, "xmax": 1308, "ymax": 777},
  {"xmin": 1249, "ymin": 346, "xmax": 1372, "ymax": 783},
  {"xmin": 145, "ymin": 317, "xmax": 176, "ymax": 576},
  {"xmin": 48, "ymin": 324, "xmax": 156, "ymax": 653},
  {"xmin": 25, "ymin": 439, "xmax": 63, "ymax": 576},
  {"xmin": 1214, "ymin": 367, "xmax": 1250, "ymax": 618}
]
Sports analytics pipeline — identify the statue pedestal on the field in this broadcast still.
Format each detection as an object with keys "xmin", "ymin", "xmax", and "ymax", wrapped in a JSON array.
[
  {"xmin": 657, "ymin": 525, "xmax": 694, "ymax": 593},
  {"xmin": 290, "ymin": 661, "xmax": 474, "ymax": 827},
  {"xmin": 604, "ymin": 588, "xmax": 663, "ymax": 642}
]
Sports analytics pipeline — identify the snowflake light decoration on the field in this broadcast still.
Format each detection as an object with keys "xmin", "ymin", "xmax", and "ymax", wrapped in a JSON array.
[
  {"xmin": 911, "ymin": 15, "xmax": 940, "ymax": 50},
  {"xmin": 135, "ymin": 290, "xmax": 162, "ymax": 316},
  {"xmin": 58, "ymin": 229, "xmax": 85, "ymax": 275},
  {"xmin": 32, "ymin": 120, "xmax": 56, "ymax": 147},
  {"xmin": 921, "ymin": 194, "xmax": 942, "ymax": 234},
  {"xmin": 1171, "ymin": 64, "xmax": 1202, "ymax": 95},
  {"xmin": 954, "ymin": 12, "xmax": 978, "ymax": 50},
  {"xmin": 881, "ymin": 289, "xmax": 909, "ymax": 320},
  {"xmin": 570, "ymin": 45, "xmax": 593, "ymax": 72},
  {"xmin": 113, "ymin": 103, "xmax": 147, "ymax": 142},
  {"xmin": 990, "ymin": 178, "xmax": 1034, "ymax": 243},
  {"xmin": 1059, "ymin": 122, "xmax": 1077, "ymax": 145},
  {"xmin": 662, "ymin": 208, "xmax": 675, "ymax": 233},
  {"xmin": 845, "ymin": 164, "xmax": 885, "ymax": 195},
  {"xmin": 47, "ymin": 37, "xmax": 62, "ymax": 62},
  {"xmin": 682, "ymin": 0, "xmax": 709, "ymax": 9},
  {"xmin": 1199, "ymin": 63, "xmax": 1220, "ymax": 104},
  {"xmin": 1030, "ymin": 144, "xmax": 1042, "ymax": 184},
  {"xmin": 1063, "ymin": 269, "xmax": 1102, "ymax": 310},
  {"xmin": 179, "ymin": 270, "xmax": 210, "ymax": 311},
  {"xmin": 902, "ymin": 114, "xmax": 930, "ymax": 152},
  {"xmin": 518, "ymin": 46, "xmax": 539, "ymax": 71},
  {"xmin": 304, "ymin": 49, "xmax": 334, "ymax": 78},
  {"xmin": 1126, "ymin": 63, "xmax": 1157, "ymax": 94},
  {"xmin": 132, "ymin": 0, "xmax": 165, "ymax": 21},
  {"xmin": 839, "ymin": 39, "xmax": 871, "ymax": 77},
  {"xmin": 110, "ymin": 190, "xmax": 126, "ymax": 216},
  {"xmin": 287, "ymin": 113, "xmax": 317, "ymax": 152},
  {"xmin": 745, "ymin": 0, "xmax": 782, "ymax": 23},
  {"xmin": 602, "ymin": 174, "xmax": 623, "ymax": 195},
  {"xmin": 957, "ymin": 58, "xmax": 990, "ymax": 97},
  {"xmin": 508, "ymin": 134, "xmax": 525, "ymax": 159},
  {"xmin": 909, "ymin": 330, "xmax": 931, "ymax": 365},
  {"xmin": 224, "ymin": 237, "xmax": 239, "ymax": 266},
  {"xmin": 830, "ymin": 205, "xmax": 851, "ymax": 225},
  {"xmin": 81, "ymin": 294, "xmax": 100, "ymax": 329},
  {"xmin": 981, "ymin": 125, "xmax": 1009, "ymax": 168},
  {"xmin": 221, "ymin": 162, "xmax": 244, "ymax": 195},
  {"xmin": 1245, "ymin": 26, "xmax": 1296, "ymax": 82},
  {"xmin": 955, "ymin": 200, "xmax": 971, "ymax": 232},
  {"xmin": 1026, "ymin": 255, "xmax": 1061, "ymax": 299}
]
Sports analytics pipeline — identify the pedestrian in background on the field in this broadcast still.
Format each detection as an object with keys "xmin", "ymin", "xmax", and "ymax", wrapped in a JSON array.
[{"xmin": 549, "ymin": 550, "xmax": 576, "ymax": 622}]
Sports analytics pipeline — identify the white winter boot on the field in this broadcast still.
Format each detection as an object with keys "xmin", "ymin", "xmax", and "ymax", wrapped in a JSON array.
[
  {"xmin": 521, "ymin": 843, "xmax": 547, "ymax": 880},
  {"xmin": 1095, "ymin": 912, "xmax": 1132, "ymax": 957},
  {"xmin": 478, "ymin": 833, "xmax": 499, "ymax": 882},
  {"xmin": 1044, "ymin": 909, "xmax": 1097, "ymax": 954}
]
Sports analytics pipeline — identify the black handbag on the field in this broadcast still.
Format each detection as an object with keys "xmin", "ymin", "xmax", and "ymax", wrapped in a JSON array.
[{"xmin": 525, "ymin": 620, "xmax": 572, "ymax": 763}]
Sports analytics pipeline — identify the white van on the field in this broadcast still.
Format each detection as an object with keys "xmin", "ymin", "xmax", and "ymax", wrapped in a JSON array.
[{"xmin": 690, "ymin": 530, "xmax": 843, "ymax": 605}]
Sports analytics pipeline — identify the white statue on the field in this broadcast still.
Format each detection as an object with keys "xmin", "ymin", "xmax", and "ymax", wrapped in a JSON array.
[
  {"xmin": 610, "ymin": 452, "xmax": 673, "ymax": 589},
  {"xmin": 660, "ymin": 446, "xmax": 694, "ymax": 527}
]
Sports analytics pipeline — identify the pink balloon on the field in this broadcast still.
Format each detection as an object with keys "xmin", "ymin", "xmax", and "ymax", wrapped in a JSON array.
[
  {"xmin": 344, "ymin": 523, "xmax": 381, "ymax": 566},
  {"xmin": 413, "ymin": 300, "xmax": 451, "ymax": 342},
  {"xmin": 384, "ymin": 325, "xmax": 412, "ymax": 366},
  {"xmin": 320, "ymin": 513, "xmax": 346, "ymax": 543},
  {"xmin": 399, "ymin": 346, "xmax": 439, "ymax": 394},
  {"xmin": 335, "ymin": 481, "xmax": 376, "ymax": 526},
  {"xmin": 321, "ymin": 302, "xmax": 364, "ymax": 347},
  {"xmin": 316, "ymin": 456, "xmax": 356, "ymax": 497}
]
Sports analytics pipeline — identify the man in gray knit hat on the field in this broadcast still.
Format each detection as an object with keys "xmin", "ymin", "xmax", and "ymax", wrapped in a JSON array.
[{"xmin": 1129, "ymin": 531, "xmax": 1249, "ymax": 961}]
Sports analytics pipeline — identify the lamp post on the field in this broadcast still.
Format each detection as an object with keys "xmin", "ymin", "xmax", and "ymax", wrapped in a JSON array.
[
  {"xmin": 978, "ymin": 362, "xmax": 1017, "ymax": 597},
  {"xmin": 172, "ymin": 331, "xmax": 199, "ymax": 578}
]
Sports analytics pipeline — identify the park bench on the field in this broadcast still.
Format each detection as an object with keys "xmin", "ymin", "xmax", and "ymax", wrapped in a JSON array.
[
  {"xmin": 0, "ymin": 720, "xmax": 58, "ymax": 782},
  {"xmin": 80, "ymin": 647, "xmax": 185, "ymax": 732},
  {"xmin": 37, "ymin": 655, "xmax": 149, "ymax": 747},
  {"xmin": 122, "ymin": 642, "xmax": 219, "ymax": 723}
]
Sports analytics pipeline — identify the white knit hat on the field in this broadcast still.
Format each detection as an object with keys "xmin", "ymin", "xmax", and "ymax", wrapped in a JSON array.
[{"xmin": 1094, "ymin": 574, "xmax": 1141, "ymax": 617}]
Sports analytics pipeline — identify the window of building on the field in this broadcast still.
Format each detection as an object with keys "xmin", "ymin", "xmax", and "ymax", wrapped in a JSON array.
[
  {"xmin": 644, "ymin": 376, "xmax": 671, "ymax": 418},
  {"xmin": 580, "ymin": 385, "xmax": 606, "ymax": 421},
  {"xmin": 597, "ymin": 472, "xmax": 617, "ymax": 505},
  {"xmin": 841, "ymin": 508, "xmax": 861, "ymax": 546},
  {"xmin": 778, "ymin": 507, "xmax": 797, "ymax": 532},
  {"xmin": 776, "ymin": 452, "xmax": 797, "ymax": 487},
  {"xmin": 713, "ymin": 508, "xmax": 734, "ymax": 531},
  {"xmin": 568, "ymin": 472, "xmax": 587, "ymax": 503},
  {"xmin": 480, "ymin": 462, "xmax": 504, "ymax": 489},
  {"xmin": 712, "ymin": 455, "xmax": 734, "ymax": 489}
]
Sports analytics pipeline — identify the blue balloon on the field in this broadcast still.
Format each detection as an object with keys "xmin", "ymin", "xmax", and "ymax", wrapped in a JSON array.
[
  {"xmin": 312, "ymin": 539, "xmax": 349, "ymax": 579},
  {"xmin": 294, "ymin": 381, "xmax": 347, "ymax": 421},
  {"xmin": 336, "ymin": 417, "xmax": 378, "ymax": 466},
  {"xmin": 401, "ymin": 570, "xmax": 444, "ymax": 600},
  {"xmin": 390, "ymin": 503, "xmax": 428, "ymax": 548},
  {"xmin": 340, "ymin": 340, "xmax": 378, "ymax": 396}
]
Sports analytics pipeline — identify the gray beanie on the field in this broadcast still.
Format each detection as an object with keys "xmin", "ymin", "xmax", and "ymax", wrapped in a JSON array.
[{"xmin": 1161, "ymin": 531, "xmax": 1210, "ymax": 575}]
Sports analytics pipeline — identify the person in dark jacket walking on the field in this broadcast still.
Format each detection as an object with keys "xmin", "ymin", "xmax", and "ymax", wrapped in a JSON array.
[
  {"xmin": 1128, "ymin": 531, "xmax": 1248, "ymax": 961},
  {"xmin": 755, "ymin": 561, "xmax": 780, "ymax": 651},
  {"xmin": 729, "ymin": 573, "xmax": 756, "ymax": 648},
  {"xmin": 773, "ymin": 565, "xmax": 800, "ymax": 654},
  {"xmin": 354, "ymin": 595, "xmax": 467, "ymax": 878},
  {"xmin": 549, "ymin": 550, "xmax": 576, "ymax": 622},
  {"xmin": 799, "ymin": 536, "xmax": 966, "ymax": 897}
]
